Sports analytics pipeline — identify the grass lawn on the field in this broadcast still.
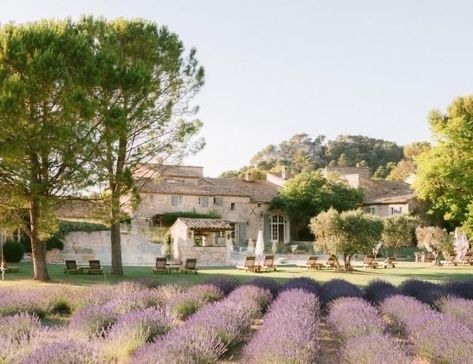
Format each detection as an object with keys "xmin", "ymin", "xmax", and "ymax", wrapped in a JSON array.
[{"xmin": 2, "ymin": 261, "xmax": 473, "ymax": 288}]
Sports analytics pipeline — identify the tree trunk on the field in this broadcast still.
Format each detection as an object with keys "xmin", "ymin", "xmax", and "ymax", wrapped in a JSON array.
[
  {"xmin": 30, "ymin": 199, "xmax": 49, "ymax": 281},
  {"xmin": 110, "ymin": 192, "xmax": 123, "ymax": 276},
  {"xmin": 344, "ymin": 253, "xmax": 353, "ymax": 271}
]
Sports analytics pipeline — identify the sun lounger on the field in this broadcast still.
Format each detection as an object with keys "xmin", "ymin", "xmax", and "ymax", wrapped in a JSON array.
[
  {"xmin": 296, "ymin": 255, "xmax": 321, "ymax": 270},
  {"xmin": 64, "ymin": 260, "xmax": 84, "ymax": 274},
  {"xmin": 381, "ymin": 257, "xmax": 397, "ymax": 268},
  {"xmin": 442, "ymin": 254, "xmax": 459, "ymax": 266},
  {"xmin": 261, "ymin": 255, "xmax": 277, "ymax": 272},
  {"xmin": 153, "ymin": 257, "xmax": 169, "ymax": 273},
  {"xmin": 460, "ymin": 252, "xmax": 473, "ymax": 265},
  {"xmin": 87, "ymin": 260, "xmax": 103, "ymax": 274},
  {"xmin": 180, "ymin": 258, "xmax": 198, "ymax": 274},
  {"xmin": 362, "ymin": 255, "xmax": 379, "ymax": 269},
  {"xmin": 236, "ymin": 256, "xmax": 259, "ymax": 272},
  {"xmin": 322, "ymin": 255, "xmax": 338, "ymax": 269}
]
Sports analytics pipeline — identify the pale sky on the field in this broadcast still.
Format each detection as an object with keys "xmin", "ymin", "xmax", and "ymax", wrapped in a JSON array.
[{"xmin": 2, "ymin": 1, "xmax": 473, "ymax": 176}]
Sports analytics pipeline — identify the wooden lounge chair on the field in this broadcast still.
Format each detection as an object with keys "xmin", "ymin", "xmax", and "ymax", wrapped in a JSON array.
[
  {"xmin": 322, "ymin": 255, "xmax": 338, "ymax": 269},
  {"xmin": 296, "ymin": 256, "xmax": 321, "ymax": 270},
  {"xmin": 460, "ymin": 252, "xmax": 473, "ymax": 265},
  {"xmin": 442, "ymin": 254, "xmax": 459, "ymax": 266},
  {"xmin": 153, "ymin": 257, "xmax": 169, "ymax": 273},
  {"xmin": 362, "ymin": 255, "xmax": 378, "ymax": 269},
  {"xmin": 180, "ymin": 258, "xmax": 198, "ymax": 274},
  {"xmin": 261, "ymin": 255, "xmax": 277, "ymax": 272},
  {"xmin": 64, "ymin": 260, "xmax": 83, "ymax": 274},
  {"xmin": 87, "ymin": 260, "xmax": 103, "ymax": 274},
  {"xmin": 236, "ymin": 256, "xmax": 258, "ymax": 272},
  {"xmin": 381, "ymin": 257, "xmax": 397, "ymax": 268}
]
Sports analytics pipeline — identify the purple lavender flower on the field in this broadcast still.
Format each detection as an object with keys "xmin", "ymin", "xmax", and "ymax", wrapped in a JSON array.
[
  {"xmin": 280, "ymin": 277, "xmax": 321, "ymax": 297},
  {"xmin": 248, "ymin": 277, "xmax": 280, "ymax": 296},
  {"xmin": 328, "ymin": 297, "xmax": 386, "ymax": 339},
  {"xmin": 243, "ymin": 289, "xmax": 320, "ymax": 364},
  {"xmin": 0, "ymin": 312, "xmax": 42, "ymax": 344},
  {"xmin": 168, "ymin": 284, "xmax": 223, "ymax": 320},
  {"xmin": 70, "ymin": 304, "xmax": 118, "ymax": 337},
  {"xmin": 205, "ymin": 276, "xmax": 240, "ymax": 295},
  {"xmin": 438, "ymin": 296, "xmax": 473, "ymax": 331},
  {"xmin": 340, "ymin": 334, "xmax": 411, "ymax": 364},
  {"xmin": 443, "ymin": 279, "xmax": 473, "ymax": 300},
  {"xmin": 321, "ymin": 279, "xmax": 362, "ymax": 304},
  {"xmin": 0, "ymin": 288, "xmax": 49, "ymax": 318},
  {"xmin": 364, "ymin": 279, "xmax": 399, "ymax": 304},
  {"xmin": 399, "ymin": 279, "xmax": 447, "ymax": 305}
]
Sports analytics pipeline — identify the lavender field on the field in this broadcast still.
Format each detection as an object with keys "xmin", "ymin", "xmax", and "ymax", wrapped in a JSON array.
[{"xmin": 1, "ymin": 277, "xmax": 473, "ymax": 363}]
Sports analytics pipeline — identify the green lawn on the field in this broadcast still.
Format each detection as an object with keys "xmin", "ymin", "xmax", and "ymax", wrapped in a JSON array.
[{"xmin": 1, "ymin": 261, "xmax": 473, "ymax": 288}]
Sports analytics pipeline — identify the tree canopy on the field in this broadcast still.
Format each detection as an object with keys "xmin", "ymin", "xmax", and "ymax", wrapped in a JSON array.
[
  {"xmin": 270, "ymin": 171, "xmax": 363, "ymax": 239},
  {"xmin": 414, "ymin": 96, "xmax": 473, "ymax": 234},
  {"xmin": 382, "ymin": 215, "xmax": 417, "ymax": 251},
  {"xmin": 415, "ymin": 226, "xmax": 453, "ymax": 264},
  {"xmin": 310, "ymin": 208, "xmax": 384, "ymax": 270}
]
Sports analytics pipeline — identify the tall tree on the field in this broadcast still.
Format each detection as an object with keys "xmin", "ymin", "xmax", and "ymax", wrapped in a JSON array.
[
  {"xmin": 381, "ymin": 215, "xmax": 417, "ymax": 255},
  {"xmin": 270, "ymin": 171, "xmax": 363, "ymax": 239},
  {"xmin": 0, "ymin": 21, "xmax": 97, "ymax": 281},
  {"xmin": 414, "ymin": 96, "xmax": 473, "ymax": 234},
  {"xmin": 81, "ymin": 18, "xmax": 205, "ymax": 275}
]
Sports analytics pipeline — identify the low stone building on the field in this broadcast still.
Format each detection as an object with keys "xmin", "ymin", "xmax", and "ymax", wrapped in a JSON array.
[
  {"xmin": 133, "ymin": 165, "xmax": 292, "ymax": 246},
  {"xmin": 169, "ymin": 218, "xmax": 233, "ymax": 265},
  {"xmin": 324, "ymin": 166, "xmax": 415, "ymax": 217}
]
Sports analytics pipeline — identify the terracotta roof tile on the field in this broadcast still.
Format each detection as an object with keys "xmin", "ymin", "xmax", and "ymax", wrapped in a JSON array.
[{"xmin": 177, "ymin": 218, "xmax": 233, "ymax": 230}]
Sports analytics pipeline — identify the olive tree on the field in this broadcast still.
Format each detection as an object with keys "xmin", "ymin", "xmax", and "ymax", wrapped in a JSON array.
[
  {"xmin": 382, "ymin": 215, "xmax": 417, "ymax": 256},
  {"xmin": 310, "ymin": 208, "xmax": 383, "ymax": 270},
  {"xmin": 415, "ymin": 226, "xmax": 453, "ymax": 265}
]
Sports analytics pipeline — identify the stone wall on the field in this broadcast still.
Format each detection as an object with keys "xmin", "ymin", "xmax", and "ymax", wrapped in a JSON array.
[{"xmin": 61, "ymin": 231, "xmax": 162, "ymax": 266}]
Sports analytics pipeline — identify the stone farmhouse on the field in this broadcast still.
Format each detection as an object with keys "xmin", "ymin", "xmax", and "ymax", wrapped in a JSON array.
[{"xmin": 134, "ymin": 165, "xmax": 292, "ymax": 248}]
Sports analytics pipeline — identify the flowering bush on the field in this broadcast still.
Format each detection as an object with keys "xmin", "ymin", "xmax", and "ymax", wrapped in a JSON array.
[
  {"xmin": 280, "ymin": 277, "xmax": 321, "ymax": 296},
  {"xmin": 205, "ymin": 277, "xmax": 240, "ymax": 295},
  {"xmin": 169, "ymin": 284, "xmax": 223, "ymax": 320},
  {"xmin": 248, "ymin": 277, "xmax": 280, "ymax": 296},
  {"xmin": 0, "ymin": 289, "xmax": 49, "ymax": 318},
  {"xmin": 364, "ymin": 280, "xmax": 398, "ymax": 304},
  {"xmin": 0, "ymin": 312, "xmax": 42, "ymax": 344},
  {"xmin": 381, "ymin": 294, "xmax": 473, "ymax": 363},
  {"xmin": 133, "ymin": 285, "xmax": 272, "ymax": 363},
  {"xmin": 339, "ymin": 334, "xmax": 411, "ymax": 364},
  {"xmin": 103, "ymin": 307, "xmax": 173, "ymax": 359},
  {"xmin": 443, "ymin": 279, "xmax": 473, "ymax": 299},
  {"xmin": 399, "ymin": 279, "xmax": 447, "ymax": 305},
  {"xmin": 321, "ymin": 279, "xmax": 362, "ymax": 304},
  {"xmin": 243, "ymin": 289, "xmax": 320, "ymax": 363},
  {"xmin": 70, "ymin": 304, "xmax": 118, "ymax": 338},
  {"xmin": 438, "ymin": 296, "xmax": 473, "ymax": 331},
  {"xmin": 328, "ymin": 297, "xmax": 386, "ymax": 339}
]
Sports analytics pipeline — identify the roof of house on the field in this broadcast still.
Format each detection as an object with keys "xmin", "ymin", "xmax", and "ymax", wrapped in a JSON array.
[
  {"xmin": 140, "ymin": 177, "xmax": 279, "ymax": 203},
  {"xmin": 55, "ymin": 200, "xmax": 103, "ymax": 220},
  {"xmin": 360, "ymin": 178, "xmax": 414, "ymax": 205},
  {"xmin": 139, "ymin": 164, "xmax": 204, "ymax": 178},
  {"xmin": 176, "ymin": 218, "xmax": 233, "ymax": 231}
]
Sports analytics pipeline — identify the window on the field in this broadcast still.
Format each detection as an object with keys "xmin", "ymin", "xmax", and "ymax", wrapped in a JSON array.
[
  {"xmin": 199, "ymin": 196, "xmax": 209, "ymax": 207},
  {"xmin": 194, "ymin": 235, "xmax": 203, "ymax": 246},
  {"xmin": 230, "ymin": 202, "xmax": 236, "ymax": 210},
  {"xmin": 368, "ymin": 207, "xmax": 376, "ymax": 215},
  {"xmin": 171, "ymin": 195, "xmax": 182, "ymax": 207},
  {"xmin": 390, "ymin": 206, "xmax": 403, "ymax": 215},
  {"xmin": 270, "ymin": 215, "xmax": 288, "ymax": 243},
  {"xmin": 213, "ymin": 197, "xmax": 223, "ymax": 206}
]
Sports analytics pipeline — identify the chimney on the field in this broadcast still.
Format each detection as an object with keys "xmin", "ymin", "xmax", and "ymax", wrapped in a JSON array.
[
  {"xmin": 281, "ymin": 166, "xmax": 287, "ymax": 180},
  {"xmin": 245, "ymin": 170, "xmax": 253, "ymax": 182}
]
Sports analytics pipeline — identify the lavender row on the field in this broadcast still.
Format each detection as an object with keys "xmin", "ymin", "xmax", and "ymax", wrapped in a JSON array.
[
  {"xmin": 381, "ymin": 295, "xmax": 473, "ymax": 363},
  {"xmin": 133, "ymin": 284, "xmax": 272, "ymax": 363},
  {"xmin": 328, "ymin": 297, "xmax": 410, "ymax": 363},
  {"xmin": 243, "ymin": 288, "xmax": 321, "ymax": 364}
]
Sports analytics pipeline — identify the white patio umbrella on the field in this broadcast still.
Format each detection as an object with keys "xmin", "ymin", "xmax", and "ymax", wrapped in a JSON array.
[{"xmin": 255, "ymin": 230, "xmax": 265, "ymax": 265}]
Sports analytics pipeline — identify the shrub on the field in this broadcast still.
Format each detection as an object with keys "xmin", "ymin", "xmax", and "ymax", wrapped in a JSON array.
[
  {"xmin": 70, "ymin": 304, "xmax": 118, "ymax": 337},
  {"xmin": 243, "ymin": 289, "xmax": 320, "ymax": 363},
  {"xmin": 340, "ymin": 334, "xmax": 411, "ymax": 364},
  {"xmin": 3, "ymin": 240, "xmax": 24, "ymax": 263},
  {"xmin": 0, "ymin": 313, "xmax": 42, "ymax": 344},
  {"xmin": 280, "ymin": 277, "xmax": 321, "ymax": 297},
  {"xmin": 0, "ymin": 289, "xmax": 49, "ymax": 318},
  {"xmin": 399, "ymin": 279, "xmax": 447, "ymax": 305},
  {"xmin": 19, "ymin": 340, "xmax": 107, "ymax": 364},
  {"xmin": 103, "ymin": 307, "xmax": 173, "ymax": 359},
  {"xmin": 45, "ymin": 235, "xmax": 64, "ymax": 251},
  {"xmin": 321, "ymin": 279, "xmax": 362, "ymax": 305},
  {"xmin": 443, "ymin": 279, "xmax": 473, "ymax": 299},
  {"xmin": 169, "ymin": 284, "xmax": 223, "ymax": 320},
  {"xmin": 205, "ymin": 277, "xmax": 239, "ymax": 295},
  {"xmin": 364, "ymin": 280, "xmax": 399, "ymax": 304},
  {"xmin": 438, "ymin": 296, "xmax": 473, "ymax": 331},
  {"xmin": 328, "ymin": 297, "xmax": 386, "ymax": 340},
  {"xmin": 248, "ymin": 277, "xmax": 280, "ymax": 297}
]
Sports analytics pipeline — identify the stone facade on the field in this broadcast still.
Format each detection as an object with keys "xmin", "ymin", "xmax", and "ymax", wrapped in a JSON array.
[{"xmin": 61, "ymin": 230, "xmax": 162, "ymax": 266}]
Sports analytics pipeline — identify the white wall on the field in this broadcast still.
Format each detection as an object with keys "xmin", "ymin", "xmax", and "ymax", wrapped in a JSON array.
[{"xmin": 62, "ymin": 231, "xmax": 162, "ymax": 266}]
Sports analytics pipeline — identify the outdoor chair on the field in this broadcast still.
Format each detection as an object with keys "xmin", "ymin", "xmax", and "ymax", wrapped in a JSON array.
[
  {"xmin": 442, "ymin": 254, "xmax": 459, "ymax": 266},
  {"xmin": 381, "ymin": 257, "xmax": 397, "ymax": 268},
  {"xmin": 362, "ymin": 255, "xmax": 379, "ymax": 269},
  {"xmin": 64, "ymin": 260, "xmax": 84, "ymax": 274},
  {"xmin": 322, "ymin": 255, "xmax": 338, "ymax": 269},
  {"xmin": 460, "ymin": 252, "xmax": 473, "ymax": 265},
  {"xmin": 261, "ymin": 255, "xmax": 277, "ymax": 272},
  {"xmin": 236, "ymin": 256, "xmax": 258, "ymax": 272},
  {"xmin": 87, "ymin": 260, "xmax": 103, "ymax": 274},
  {"xmin": 153, "ymin": 257, "xmax": 169, "ymax": 273},
  {"xmin": 296, "ymin": 255, "xmax": 321, "ymax": 270},
  {"xmin": 180, "ymin": 258, "xmax": 198, "ymax": 274}
]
